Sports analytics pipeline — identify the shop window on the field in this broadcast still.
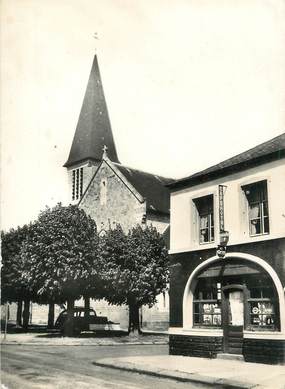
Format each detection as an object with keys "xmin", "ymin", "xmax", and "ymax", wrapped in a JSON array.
[
  {"xmin": 193, "ymin": 195, "xmax": 214, "ymax": 244},
  {"xmin": 193, "ymin": 281, "xmax": 221, "ymax": 327},
  {"xmin": 242, "ymin": 180, "xmax": 269, "ymax": 236},
  {"xmin": 247, "ymin": 286, "xmax": 277, "ymax": 330},
  {"xmin": 72, "ymin": 168, "xmax": 83, "ymax": 200}
]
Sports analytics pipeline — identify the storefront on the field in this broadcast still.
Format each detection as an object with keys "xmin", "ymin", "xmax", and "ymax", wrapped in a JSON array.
[
  {"xmin": 169, "ymin": 249, "xmax": 285, "ymax": 364},
  {"xmin": 167, "ymin": 133, "xmax": 285, "ymax": 364}
]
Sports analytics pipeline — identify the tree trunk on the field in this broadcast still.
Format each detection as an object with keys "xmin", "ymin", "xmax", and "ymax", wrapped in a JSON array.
[
  {"xmin": 128, "ymin": 303, "xmax": 141, "ymax": 336},
  {"xmin": 22, "ymin": 299, "xmax": 30, "ymax": 331},
  {"xmin": 16, "ymin": 300, "xmax": 23, "ymax": 327},
  {"xmin": 84, "ymin": 296, "xmax": 90, "ymax": 318},
  {"xmin": 64, "ymin": 298, "xmax": 74, "ymax": 337},
  {"xmin": 47, "ymin": 303, "xmax": 55, "ymax": 329}
]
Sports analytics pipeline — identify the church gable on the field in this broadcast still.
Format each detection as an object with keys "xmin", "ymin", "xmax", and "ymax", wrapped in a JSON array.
[{"xmin": 79, "ymin": 160, "xmax": 146, "ymax": 232}]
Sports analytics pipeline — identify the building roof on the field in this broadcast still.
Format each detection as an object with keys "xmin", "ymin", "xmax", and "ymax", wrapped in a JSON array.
[
  {"xmin": 64, "ymin": 55, "xmax": 119, "ymax": 167},
  {"xmin": 113, "ymin": 163, "xmax": 174, "ymax": 215},
  {"xmin": 168, "ymin": 133, "xmax": 285, "ymax": 190}
]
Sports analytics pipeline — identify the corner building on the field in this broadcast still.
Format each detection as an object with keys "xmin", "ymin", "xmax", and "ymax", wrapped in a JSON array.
[{"xmin": 167, "ymin": 134, "xmax": 285, "ymax": 364}]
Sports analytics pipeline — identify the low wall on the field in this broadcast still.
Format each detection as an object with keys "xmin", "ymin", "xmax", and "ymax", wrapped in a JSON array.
[
  {"xmin": 243, "ymin": 338, "xmax": 285, "ymax": 365},
  {"xmin": 169, "ymin": 334, "xmax": 223, "ymax": 358}
]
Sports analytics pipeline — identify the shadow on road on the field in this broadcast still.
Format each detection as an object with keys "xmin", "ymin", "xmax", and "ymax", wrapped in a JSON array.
[{"xmin": 36, "ymin": 330, "xmax": 129, "ymax": 338}]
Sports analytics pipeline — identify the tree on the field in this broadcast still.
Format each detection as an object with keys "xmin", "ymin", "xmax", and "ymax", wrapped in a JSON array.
[
  {"xmin": 99, "ymin": 225, "xmax": 169, "ymax": 334},
  {"xmin": 20, "ymin": 203, "xmax": 99, "ymax": 336},
  {"xmin": 1, "ymin": 224, "xmax": 32, "ymax": 328}
]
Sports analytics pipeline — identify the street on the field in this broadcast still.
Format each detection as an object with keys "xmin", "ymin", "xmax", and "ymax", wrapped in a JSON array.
[{"xmin": 1, "ymin": 344, "xmax": 210, "ymax": 389}]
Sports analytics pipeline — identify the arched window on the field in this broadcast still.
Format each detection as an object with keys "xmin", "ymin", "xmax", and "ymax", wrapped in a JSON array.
[{"xmin": 100, "ymin": 179, "xmax": 107, "ymax": 205}]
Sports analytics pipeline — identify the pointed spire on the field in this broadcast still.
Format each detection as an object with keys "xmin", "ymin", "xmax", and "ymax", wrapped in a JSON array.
[{"xmin": 64, "ymin": 55, "xmax": 119, "ymax": 167}]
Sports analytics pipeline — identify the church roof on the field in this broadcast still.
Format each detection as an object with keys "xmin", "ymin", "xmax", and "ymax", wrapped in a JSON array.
[
  {"xmin": 168, "ymin": 133, "xmax": 285, "ymax": 190},
  {"xmin": 64, "ymin": 56, "xmax": 119, "ymax": 167},
  {"xmin": 113, "ymin": 163, "xmax": 174, "ymax": 215}
]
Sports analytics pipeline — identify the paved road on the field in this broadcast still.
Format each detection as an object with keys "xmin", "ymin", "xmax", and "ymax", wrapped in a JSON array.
[{"xmin": 1, "ymin": 344, "xmax": 210, "ymax": 388}]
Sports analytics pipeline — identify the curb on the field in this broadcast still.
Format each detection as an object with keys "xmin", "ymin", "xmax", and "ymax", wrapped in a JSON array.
[
  {"xmin": 1, "ymin": 341, "xmax": 168, "ymax": 347},
  {"xmin": 93, "ymin": 360, "xmax": 258, "ymax": 389}
]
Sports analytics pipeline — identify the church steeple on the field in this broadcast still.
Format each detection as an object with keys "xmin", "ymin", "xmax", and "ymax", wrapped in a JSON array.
[{"xmin": 64, "ymin": 55, "xmax": 119, "ymax": 168}]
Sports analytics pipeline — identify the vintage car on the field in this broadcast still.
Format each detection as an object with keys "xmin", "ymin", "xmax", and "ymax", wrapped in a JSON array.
[{"xmin": 54, "ymin": 307, "xmax": 121, "ymax": 335}]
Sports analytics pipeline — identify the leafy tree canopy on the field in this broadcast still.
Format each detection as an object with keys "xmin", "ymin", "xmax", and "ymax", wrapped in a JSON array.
[
  {"xmin": 20, "ymin": 203, "xmax": 99, "ymax": 304},
  {"xmin": 1, "ymin": 224, "xmax": 32, "ymax": 303},
  {"xmin": 99, "ymin": 224, "xmax": 169, "ymax": 332}
]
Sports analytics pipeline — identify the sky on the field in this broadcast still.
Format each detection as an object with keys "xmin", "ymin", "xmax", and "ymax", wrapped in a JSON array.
[{"xmin": 1, "ymin": 0, "xmax": 285, "ymax": 230}]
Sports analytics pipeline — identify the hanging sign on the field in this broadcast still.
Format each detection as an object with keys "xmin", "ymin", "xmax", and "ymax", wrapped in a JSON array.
[{"xmin": 218, "ymin": 185, "xmax": 225, "ymax": 233}]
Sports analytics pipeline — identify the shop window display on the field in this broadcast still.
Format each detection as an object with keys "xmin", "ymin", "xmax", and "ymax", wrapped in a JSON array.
[
  {"xmin": 247, "ymin": 287, "xmax": 277, "ymax": 330},
  {"xmin": 193, "ymin": 265, "xmax": 279, "ymax": 331},
  {"xmin": 193, "ymin": 283, "xmax": 221, "ymax": 327}
]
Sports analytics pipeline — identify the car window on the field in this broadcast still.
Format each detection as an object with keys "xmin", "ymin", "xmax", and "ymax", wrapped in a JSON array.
[{"xmin": 89, "ymin": 311, "xmax": 95, "ymax": 316}]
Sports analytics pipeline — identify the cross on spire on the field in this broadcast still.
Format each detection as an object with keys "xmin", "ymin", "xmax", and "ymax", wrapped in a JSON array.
[
  {"xmin": 102, "ymin": 144, "xmax": 108, "ymax": 159},
  {"xmin": 93, "ymin": 32, "xmax": 99, "ymax": 53}
]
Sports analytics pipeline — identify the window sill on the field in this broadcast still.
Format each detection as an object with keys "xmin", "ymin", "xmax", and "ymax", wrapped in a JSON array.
[
  {"xmin": 193, "ymin": 325, "xmax": 222, "ymax": 329},
  {"xmin": 245, "ymin": 327, "xmax": 278, "ymax": 332},
  {"xmin": 249, "ymin": 233, "xmax": 270, "ymax": 238},
  {"xmin": 199, "ymin": 241, "xmax": 215, "ymax": 246}
]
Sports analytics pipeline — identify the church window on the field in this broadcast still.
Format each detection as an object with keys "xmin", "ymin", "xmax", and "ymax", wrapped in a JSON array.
[
  {"xmin": 242, "ymin": 180, "xmax": 269, "ymax": 236},
  {"xmin": 100, "ymin": 179, "xmax": 107, "ymax": 205},
  {"xmin": 72, "ymin": 168, "xmax": 83, "ymax": 200}
]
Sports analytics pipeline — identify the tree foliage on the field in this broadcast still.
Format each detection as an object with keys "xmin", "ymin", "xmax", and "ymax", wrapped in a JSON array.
[
  {"xmin": 99, "ymin": 224, "xmax": 169, "ymax": 332},
  {"xmin": 20, "ymin": 203, "xmax": 99, "ymax": 304},
  {"xmin": 1, "ymin": 224, "xmax": 32, "ymax": 303}
]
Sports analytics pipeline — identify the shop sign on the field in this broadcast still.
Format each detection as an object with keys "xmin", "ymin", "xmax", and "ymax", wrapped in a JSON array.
[
  {"xmin": 218, "ymin": 185, "xmax": 228, "ymax": 232},
  {"xmin": 217, "ymin": 245, "xmax": 227, "ymax": 258}
]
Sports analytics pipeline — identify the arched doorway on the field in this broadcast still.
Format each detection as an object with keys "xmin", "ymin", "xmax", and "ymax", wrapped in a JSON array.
[{"xmin": 183, "ymin": 253, "xmax": 284, "ymax": 354}]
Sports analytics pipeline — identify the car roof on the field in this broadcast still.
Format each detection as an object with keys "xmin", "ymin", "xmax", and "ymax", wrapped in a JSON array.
[{"xmin": 60, "ymin": 307, "xmax": 95, "ymax": 312}]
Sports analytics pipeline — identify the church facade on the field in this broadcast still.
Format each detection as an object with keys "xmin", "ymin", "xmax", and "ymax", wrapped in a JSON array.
[{"xmin": 63, "ymin": 55, "xmax": 172, "ymax": 330}]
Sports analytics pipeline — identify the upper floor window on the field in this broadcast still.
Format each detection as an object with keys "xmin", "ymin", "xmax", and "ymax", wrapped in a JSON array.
[
  {"xmin": 242, "ymin": 180, "xmax": 269, "ymax": 236},
  {"xmin": 72, "ymin": 168, "xmax": 83, "ymax": 201},
  {"xmin": 193, "ymin": 195, "xmax": 214, "ymax": 244}
]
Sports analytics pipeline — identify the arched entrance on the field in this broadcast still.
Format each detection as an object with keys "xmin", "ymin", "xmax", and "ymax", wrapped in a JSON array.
[{"xmin": 183, "ymin": 253, "xmax": 285, "ymax": 354}]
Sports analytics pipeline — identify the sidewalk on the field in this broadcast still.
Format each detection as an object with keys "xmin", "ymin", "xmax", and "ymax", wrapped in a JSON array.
[
  {"xmin": 1, "ymin": 331, "xmax": 168, "ymax": 346},
  {"xmin": 94, "ymin": 355, "xmax": 285, "ymax": 389}
]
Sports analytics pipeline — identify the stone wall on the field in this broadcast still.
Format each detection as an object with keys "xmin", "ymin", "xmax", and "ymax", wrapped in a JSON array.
[
  {"xmin": 80, "ymin": 161, "xmax": 145, "ymax": 232},
  {"xmin": 79, "ymin": 161, "xmax": 169, "ymax": 330}
]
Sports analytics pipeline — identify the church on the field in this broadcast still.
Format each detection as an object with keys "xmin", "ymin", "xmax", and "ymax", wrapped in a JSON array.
[{"xmin": 63, "ymin": 55, "xmax": 173, "ymax": 330}]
